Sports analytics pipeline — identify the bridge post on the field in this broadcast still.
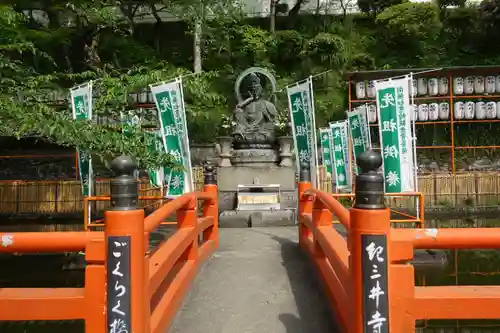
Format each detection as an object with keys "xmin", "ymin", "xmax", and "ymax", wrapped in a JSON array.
[
  {"xmin": 298, "ymin": 163, "xmax": 313, "ymax": 247},
  {"xmin": 105, "ymin": 155, "xmax": 148, "ymax": 333},
  {"xmin": 349, "ymin": 150, "xmax": 391, "ymax": 333},
  {"xmin": 202, "ymin": 165, "xmax": 219, "ymax": 245}
]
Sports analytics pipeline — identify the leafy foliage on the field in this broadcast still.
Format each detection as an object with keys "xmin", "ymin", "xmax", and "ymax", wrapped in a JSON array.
[{"xmin": 2, "ymin": 1, "xmax": 500, "ymax": 171}]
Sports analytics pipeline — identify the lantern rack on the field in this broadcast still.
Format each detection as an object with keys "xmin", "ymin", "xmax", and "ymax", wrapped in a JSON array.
[{"xmin": 346, "ymin": 65, "xmax": 500, "ymax": 174}]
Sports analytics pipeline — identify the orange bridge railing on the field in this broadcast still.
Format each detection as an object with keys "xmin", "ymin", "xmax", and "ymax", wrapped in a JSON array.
[
  {"xmin": 0, "ymin": 156, "xmax": 219, "ymax": 333},
  {"xmin": 298, "ymin": 150, "xmax": 500, "ymax": 333}
]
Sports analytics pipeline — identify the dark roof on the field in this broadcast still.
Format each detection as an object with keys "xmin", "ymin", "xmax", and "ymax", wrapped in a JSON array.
[{"xmin": 345, "ymin": 65, "xmax": 500, "ymax": 81}]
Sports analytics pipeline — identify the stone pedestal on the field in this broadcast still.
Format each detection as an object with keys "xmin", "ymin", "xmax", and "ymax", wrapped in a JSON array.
[{"xmin": 217, "ymin": 165, "xmax": 297, "ymax": 227}]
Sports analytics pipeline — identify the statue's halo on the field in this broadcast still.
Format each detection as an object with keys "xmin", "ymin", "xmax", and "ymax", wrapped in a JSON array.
[{"xmin": 234, "ymin": 67, "xmax": 277, "ymax": 103}]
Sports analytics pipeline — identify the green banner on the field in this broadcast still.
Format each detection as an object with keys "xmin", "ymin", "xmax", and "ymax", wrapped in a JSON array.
[
  {"xmin": 287, "ymin": 78, "xmax": 318, "ymax": 187},
  {"xmin": 319, "ymin": 128, "xmax": 333, "ymax": 176},
  {"xmin": 347, "ymin": 105, "xmax": 371, "ymax": 174},
  {"xmin": 330, "ymin": 121, "xmax": 351, "ymax": 191},
  {"xmin": 70, "ymin": 81, "xmax": 93, "ymax": 197},
  {"xmin": 150, "ymin": 78, "xmax": 193, "ymax": 196},
  {"xmin": 146, "ymin": 130, "xmax": 164, "ymax": 187},
  {"xmin": 375, "ymin": 77, "xmax": 416, "ymax": 193}
]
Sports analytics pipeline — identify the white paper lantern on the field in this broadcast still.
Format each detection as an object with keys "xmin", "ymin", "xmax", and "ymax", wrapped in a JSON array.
[
  {"xmin": 138, "ymin": 89, "xmax": 148, "ymax": 103},
  {"xmin": 497, "ymin": 101, "xmax": 500, "ymax": 119},
  {"xmin": 368, "ymin": 104, "xmax": 377, "ymax": 123},
  {"xmin": 453, "ymin": 77, "xmax": 464, "ymax": 95},
  {"xmin": 439, "ymin": 102, "xmax": 450, "ymax": 120},
  {"xmin": 130, "ymin": 93, "xmax": 138, "ymax": 103},
  {"xmin": 411, "ymin": 104, "xmax": 418, "ymax": 121},
  {"xmin": 475, "ymin": 101, "xmax": 485, "ymax": 119},
  {"xmin": 428, "ymin": 103, "xmax": 439, "ymax": 121},
  {"xmin": 355, "ymin": 81, "xmax": 366, "ymax": 99},
  {"xmin": 486, "ymin": 101, "xmax": 497, "ymax": 119},
  {"xmin": 465, "ymin": 101, "xmax": 475, "ymax": 119},
  {"xmin": 411, "ymin": 79, "xmax": 418, "ymax": 97},
  {"xmin": 428, "ymin": 78, "xmax": 438, "ymax": 96},
  {"xmin": 496, "ymin": 76, "xmax": 500, "ymax": 93},
  {"xmin": 474, "ymin": 76, "xmax": 485, "ymax": 94},
  {"xmin": 147, "ymin": 91, "xmax": 154, "ymax": 103},
  {"xmin": 417, "ymin": 78, "xmax": 428, "ymax": 96},
  {"xmin": 366, "ymin": 80, "xmax": 375, "ymax": 98},
  {"xmin": 438, "ymin": 77, "xmax": 449, "ymax": 95},
  {"xmin": 464, "ymin": 76, "xmax": 475, "ymax": 95},
  {"xmin": 418, "ymin": 104, "xmax": 429, "ymax": 121},
  {"xmin": 486, "ymin": 76, "xmax": 496, "ymax": 93},
  {"xmin": 454, "ymin": 102, "xmax": 465, "ymax": 120}
]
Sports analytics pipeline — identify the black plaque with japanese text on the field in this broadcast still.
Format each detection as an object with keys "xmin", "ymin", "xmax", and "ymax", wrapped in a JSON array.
[
  {"xmin": 361, "ymin": 234, "xmax": 390, "ymax": 333},
  {"xmin": 107, "ymin": 235, "xmax": 132, "ymax": 333}
]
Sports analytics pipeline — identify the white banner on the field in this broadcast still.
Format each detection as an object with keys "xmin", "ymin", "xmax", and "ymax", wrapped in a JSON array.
[
  {"xmin": 329, "ymin": 121, "xmax": 352, "ymax": 192},
  {"xmin": 287, "ymin": 78, "xmax": 319, "ymax": 187},
  {"xmin": 70, "ymin": 81, "xmax": 93, "ymax": 197},
  {"xmin": 374, "ymin": 77, "xmax": 416, "ymax": 193},
  {"xmin": 347, "ymin": 105, "xmax": 372, "ymax": 174},
  {"xmin": 150, "ymin": 78, "xmax": 193, "ymax": 196}
]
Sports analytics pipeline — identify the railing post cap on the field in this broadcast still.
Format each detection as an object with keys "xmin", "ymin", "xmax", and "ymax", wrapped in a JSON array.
[
  {"xmin": 111, "ymin": 155, "xmax": 138, "ymax": 177},
  {"xmin": 110, "ymin": 155, "xmax": 139, "ymax": 211},
  {"xmin": 204, "ymin": 162, "xmax": 217, "ymax": 185},
  {"xmin": 299, "ymin": 162, "xmax": 311, "ymax": 182},
  {"xmin": 357, "ymin": 149, "xmax": 382, "ymax": 174},
  {"xmin": 354, "ymin": 149, "xmax": 385, "ymax": 210}
]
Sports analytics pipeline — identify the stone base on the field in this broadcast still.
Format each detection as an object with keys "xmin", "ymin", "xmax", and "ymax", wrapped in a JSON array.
[
  {"xmin": 219, "ymin": 210, "xmax": 296, "ymax": 228},
  {"xmin": 230, "ymin": 148, "xmax": 279, "ymax": 167},
  {"xmin": 217, "ymin": 165, "xmax": 297, "ymax": 214}
]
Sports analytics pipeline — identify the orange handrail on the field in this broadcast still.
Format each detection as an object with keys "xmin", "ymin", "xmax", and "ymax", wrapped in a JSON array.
[
  {"xmin": 299, "ymin": 162, "xmax": 500, "ymax": 333},
  {"xmin": 0, "ymin": 164, "xmax": 219, "ymax": 333}
]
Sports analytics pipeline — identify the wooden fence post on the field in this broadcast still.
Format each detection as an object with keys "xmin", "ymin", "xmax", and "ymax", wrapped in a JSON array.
[
  {"xmin": 104, "ymin": 156, "xmax": 148, "ymax": 333},
  {"xmin": 298, "ymin": 163, "xmax": 313, "ymax": 248},
  {"xmin": 202, "ymin": 165, "xmax": 218, "ymax": 245},
  {"xmin": 349, "ymin": 150, "xmax": 391, "ymax": 333}
]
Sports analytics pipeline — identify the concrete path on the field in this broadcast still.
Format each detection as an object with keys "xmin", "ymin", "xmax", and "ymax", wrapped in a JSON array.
[{"xmin": 170, "ymin": 227, "xmax": 338, "ymax": 333}]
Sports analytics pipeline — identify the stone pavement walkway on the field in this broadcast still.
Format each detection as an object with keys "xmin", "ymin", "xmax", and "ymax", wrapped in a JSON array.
[{"xmin": 170, "ymin": 227, "xmax": 338, "ymax": 333}]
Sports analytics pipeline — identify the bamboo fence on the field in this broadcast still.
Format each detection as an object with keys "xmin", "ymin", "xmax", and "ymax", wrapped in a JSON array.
[{"xmin": 0, "ymin": 166, "xmax": 499, "ymax": 215}]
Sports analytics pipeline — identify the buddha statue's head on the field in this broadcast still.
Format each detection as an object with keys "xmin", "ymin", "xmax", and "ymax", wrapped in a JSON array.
[{"xmin": 247, "ymin": 73, "xmax": 263, "ymax": 99}]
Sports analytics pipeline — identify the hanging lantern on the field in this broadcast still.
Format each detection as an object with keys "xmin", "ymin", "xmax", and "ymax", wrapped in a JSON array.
[
  {"xmin": 453, "ymin": 77, "xmax": 464, "ymax": 95},
  {"xmin": 486, "ymin": 76, "xmax": 496, "ymax": 93},
  {"xmin": 439, "ymin": 102, "xmax": 450, "ymax": 120},
  {"xmin": 355, "ymin": 81, "xmax": 366, "ymax": 99},
  {"xmin": 486, "ymin": 101, "xmax": 497, "ymax": 119},
  {"xmin": 417, "ymin": 78, "xmax": 428, "ymax": 96},
  {"xmin": 418, "ymin": 103, "xmax": 429, "ymax": 121},
  {"xmin": 411, "ymin": 79, "xmax": 418, "ymax": 97},
  {"xmin": 368, "ymin": 104, "xmax": 377, "ymax": 123},
  {"xmin": 138, "ymin": 89, "xmax": 148, "ymax": 103},
  {"xmin": 496, "ymin": 76, "xmax": 500, "ymax": 93},
  {"xmin": 366, "ymin": 80, "xmax": 376, "ymax": 98},
  {"xmin": 428, "ymin": 103, "xmax": 439, "ymax": 121},
  {"xmin": 465, "ymin": 101, "xmax": 475, "ymax": 119},
  {"xmin": 411, "ymin": 104, "xmax": 418, "ymax": 121},
  {"xmin": 454, "ymin": 101, "xmax": 465, "ymax": 120},
  {"xmin": 428, "ymin": 78, "xmax": 438, "ymax": 96},
  {"xmin": 475, "ymin": 101, "xmax": 485, "ymax": 119},
  {"xmin": 497, "ymin": 101, "xmax": 500, "ymax": 119},
  {"xmin": 464, "ymin": 76, "xmax": 475, "ymax": 94},
  {"xmin": 438, "ymin": 77, "xmax": 449, "ymax": 95},
  {"xmin": 474, "ymin": 76, "xmax": 485, "ymax": 94}
]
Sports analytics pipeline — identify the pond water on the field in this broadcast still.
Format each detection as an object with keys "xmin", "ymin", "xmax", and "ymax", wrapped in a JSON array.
[{"xmin": 0, "ymin": 219, "xmax": 499, "ymax": 332}]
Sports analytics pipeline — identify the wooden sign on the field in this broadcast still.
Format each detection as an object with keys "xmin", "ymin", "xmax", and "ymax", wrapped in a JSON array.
[
  {"xmin": 361, "ymin": 234, "xmax": 390, "ymax": 333},
  {"xmin": 107, "ymin": 235, "xmax": 132, "ymax": 333}
]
